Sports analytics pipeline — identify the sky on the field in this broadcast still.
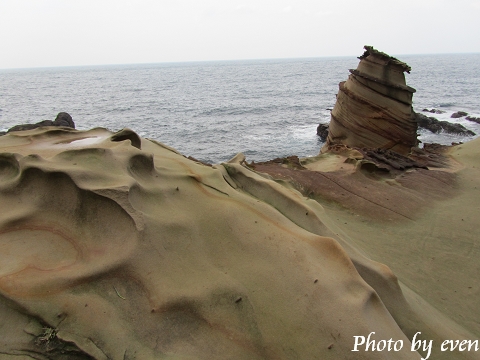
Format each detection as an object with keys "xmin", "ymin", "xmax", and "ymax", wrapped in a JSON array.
[{"xmin": 1, "ymin": 0, "xmax": 479, "ymax": 69}]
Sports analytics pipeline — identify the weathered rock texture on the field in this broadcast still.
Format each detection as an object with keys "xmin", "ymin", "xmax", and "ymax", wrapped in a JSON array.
[
  {"xmin": 0, "ymin": 127, "xmax": 425, "ymax": 359},
  {"xmin": 1, "ymin": 127, "xmax": 480, "ymax": 359},
  {"xmin": 323, "ymin": 46, "xmax": 417, "ymax": 155}
]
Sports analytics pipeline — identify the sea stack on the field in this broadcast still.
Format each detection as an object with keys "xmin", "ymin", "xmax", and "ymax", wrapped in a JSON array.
[{"xmin": 323, "ymin": 46, "xmax": 417, "ymax": 155}]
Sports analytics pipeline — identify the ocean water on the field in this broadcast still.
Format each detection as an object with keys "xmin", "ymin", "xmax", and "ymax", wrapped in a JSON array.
[{"xmin": 1, "ymin": 54, "xmax": 479, "ymax": 164}]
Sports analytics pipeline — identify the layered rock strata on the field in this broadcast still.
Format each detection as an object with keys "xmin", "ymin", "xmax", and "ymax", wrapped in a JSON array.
[{"xmin": 323, "ymin": 46, "xmax": 418, "ymax": 155}]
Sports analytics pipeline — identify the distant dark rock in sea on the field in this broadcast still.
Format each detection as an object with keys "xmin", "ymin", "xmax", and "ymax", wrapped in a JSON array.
[
  {"xmin": 451, "ymin": 111, "xmax": 468, "ymax": 119},
  {"xmin": 414, "ymin": 112, "xmax": 476, "ymax": 136},
  {"xmin": 422, "ymin": 108, "xmax": 446, "ymax": 114},
  {"xmin": 5, "ymin": 112, "xmax": 75, "ymax": 134},
  {"xmin": 466, "ymin": 116, "xmax": 480, "ymax": 124},
  {"xmin": 316, "ymin": 123, "xmax": 329, "ymax": 141},
  {"xmin": 323, "ymin": 46, "xmax": 418, "ymax": 155}
]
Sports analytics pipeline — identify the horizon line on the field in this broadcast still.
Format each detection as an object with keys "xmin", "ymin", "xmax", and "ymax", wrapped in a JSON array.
[{"xmin": 1, "ymin": 51, "xmax": 479, "ymax": 71}]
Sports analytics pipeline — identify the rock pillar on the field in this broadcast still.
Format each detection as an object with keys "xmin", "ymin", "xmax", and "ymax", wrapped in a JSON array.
[{"xmin": 323, "ymin": 46, "xmax": 417, "ymax": 155}]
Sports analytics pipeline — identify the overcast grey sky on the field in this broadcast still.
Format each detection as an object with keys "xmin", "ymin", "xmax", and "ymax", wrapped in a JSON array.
[{"xmin": 1, "ymin": 0, "xmax": 479, "ymax": 69}]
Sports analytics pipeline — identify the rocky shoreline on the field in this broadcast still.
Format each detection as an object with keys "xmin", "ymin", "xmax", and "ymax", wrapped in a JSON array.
[
  {"xmin": 1, "ymin": 124, "xmax": 478, "ymax": 359},
  {"xmin": 314, "ymin": 46, "xmax": 477, "ymax": 173},
  {"xmin": 0, "ymin": 47, "xmax": 479, "ymax": 360},
  {"xmin": 414, "ymin": 111, "xmax": 475, "ymax": 136}
]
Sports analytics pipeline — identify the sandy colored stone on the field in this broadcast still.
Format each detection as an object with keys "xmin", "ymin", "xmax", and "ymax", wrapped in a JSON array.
[
  {"xmin": 0, "ymin": 127, "xmax": 478, "ymax": 359},
  {"xmin": 324, "ymin": 46, "xmax": 418, "ymax": 155}
]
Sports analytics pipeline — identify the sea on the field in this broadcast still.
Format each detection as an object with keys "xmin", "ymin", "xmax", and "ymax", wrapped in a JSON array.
[{"xmin": 1, "ymin": 53, "xmax": 479, "ymax": 164}]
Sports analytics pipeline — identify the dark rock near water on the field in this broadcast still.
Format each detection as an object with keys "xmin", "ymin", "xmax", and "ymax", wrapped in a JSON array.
[
  {"xmin": 414, "ymin": 112, "xmax": 476, "ymax": 136},
  {"xmin": 7, "ymin": 120, "xmax": 54, "ymax": 133},
  {"xmin": 316, "ymin": 123, "xmax": 329, "ymax": 141},
  {"xmin": 466, "ymin": 116, "xmax": 480, "ymax": 124},
  {"xmin": 53, "ymin": 112, "xmax": 75, "ymax": 127},
  {"xmin": 422, "ymin": 108, "xmax": 445, "ymax": 114},
  {"xmin": 5, "ymin": 112, "xmax": 75, "ymax": 134},
  {"xmin": 451, "ymin": 111, "xmax": 468, "ymax": 118}
]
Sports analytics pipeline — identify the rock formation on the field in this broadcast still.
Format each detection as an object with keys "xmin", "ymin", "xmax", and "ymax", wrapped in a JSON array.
[
  {"xmin": 414, "ymin": 112, "xmax": 476, "ymax": 136},
  {"xmin": 466, "ymin": 115, "xmax": 480, "ymax": 124},
  {"xmin": 423, "ymin": 108, "xmax": 446, "ymax": 114},
  {"xmin": 323, "ymin": 46, "xmax": 418, "ymax": 155},
  {"xmin": 1, "ymin": 126, "xmax": 479, "ymax": 359},
  {"xmin": 5, "ymin": 112, "xmax": 75, "ymax": 134},
  {"xmin": 0, "ymin": 127, "xmax": 424, "ymax": 359},
  {"xmin": 451, "ymin": 111, "xmax": 468, "ymax": 119},
  {"xmin": 316, "ymin": 123, "xmax": 329, "ymax": 141}
]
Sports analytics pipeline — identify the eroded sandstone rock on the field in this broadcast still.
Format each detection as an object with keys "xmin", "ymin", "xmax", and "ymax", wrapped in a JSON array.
[{"xmin": 323, "ymin": 46, "xmax": 418, "ymax": 155}]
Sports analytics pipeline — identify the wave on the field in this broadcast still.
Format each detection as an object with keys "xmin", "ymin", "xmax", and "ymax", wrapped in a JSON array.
[
  {"xmin": 196, "ymin": 106, "xmax": 276, "ymax": 117},
  {"xmin": 437, "ymin": 102, "xmax": 456, "ymax": 108}
]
